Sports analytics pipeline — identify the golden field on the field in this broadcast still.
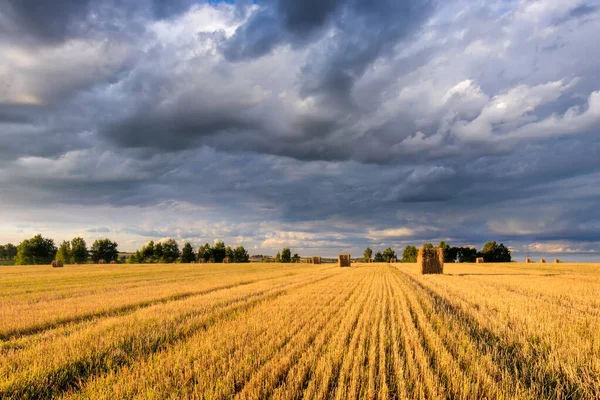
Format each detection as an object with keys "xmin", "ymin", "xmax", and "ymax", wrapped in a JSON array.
[{"xmin": 0, "ymin": 262, "xmax": 599, "ymax": 399}]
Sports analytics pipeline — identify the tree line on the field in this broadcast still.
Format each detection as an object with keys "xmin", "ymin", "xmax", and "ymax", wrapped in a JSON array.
[
  {"xmin": 274, "ymin": 248, "xmax": 301, "ymax": 263},
  {"xmin": 128, "ymin": 240, "xmax": 250, "ymax": 264},
  {"xmin": 5, "ymin": 235, "xmax": 120, "ymax": 265},
  {"xmin": 364, "ymin": 241, "xmax": 512, "ymax": 263}
]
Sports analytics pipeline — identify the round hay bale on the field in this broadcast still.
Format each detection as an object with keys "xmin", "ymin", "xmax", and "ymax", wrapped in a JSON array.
[
  {"xmin": 110, "ymin": 260, "xmax": 116, "ymax": 264},
  {"xmin": 418, "ymin": 247, "xmax": 444, "ymax": 274},
  {"xmin": 539, "ymin": 258, "xmax": 546, "ymax": 263},
  {"xmin": 51, "ymin": 260, "xmax": 57, "ymax": 268}
]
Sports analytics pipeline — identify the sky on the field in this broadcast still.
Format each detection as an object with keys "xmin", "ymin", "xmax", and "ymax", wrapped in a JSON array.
[{"xmin": 1, "ymin": 0, "xmax": 599, "ymax": 260}]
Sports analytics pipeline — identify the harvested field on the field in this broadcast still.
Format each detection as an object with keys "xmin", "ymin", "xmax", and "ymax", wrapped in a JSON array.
[{"xmin": 1, "ymin": 262, "xmax": 599, "ymax": 399}]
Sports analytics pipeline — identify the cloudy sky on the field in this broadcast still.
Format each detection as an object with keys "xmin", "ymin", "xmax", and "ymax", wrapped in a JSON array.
[{"xmin": 1, "ymin": 0, "xmax": 599, "ymax": 260}]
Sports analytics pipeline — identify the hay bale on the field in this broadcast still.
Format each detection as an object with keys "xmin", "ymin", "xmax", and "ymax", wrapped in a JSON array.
[
  {"xmin": 418, "ymin": 247, "xmax": 444, "ymax": 274},
  {"xmin": 525, "ymin": 258, "xmax": 533, "ymax": 263},
  {"xmin": 554, "ymin": 259, "xmax": 561, "ymax": 264},
  {"xmin": 311, "ymin": 256, "xmax": 321, "ymax": 264},
  {"xmin": 98, "ymin": 259, "xmax": 106, "ymax": 264},
  {"xmin": 338, "ymin": 254, "xmax": 351, "ymax": 267},
  {"xmin": 476, "ymin": 257, "xmax": 484, "ymax": 263},
  {"xmin": 389, "ymin": 258, "xmax": 397, "ymax": 264},
  {"xmin": 51, "ymin": 260, "xmax": 64, "ymax": 268},
  {"xmin": 223, "ymin": 257, "xmax": 230, "ymax": 264},
  {"xmin": 540, "ymin": 258, "xmax": 546, "ymax": 263},
  {"xmin": 110, "ymin": 260, "xmax": 116, "ymax": 264}
]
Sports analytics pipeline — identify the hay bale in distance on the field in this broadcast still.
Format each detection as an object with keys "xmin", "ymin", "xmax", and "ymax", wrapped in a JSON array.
[
  {"xmin": 223, "ymin": 257, "xmax": 230, "ymax": 264},
  {"xmin": 389, "ymin": 258, "xmax": 397, "ymax": 264},
  {"xmin": 110, "ymin": 260, "xmax": 116, "ymax": 264},
  {"xmin": 338, "ymin": 254, "xmax": 351, "ymax": 268},
  {"xmin": 540, "ymin": 258, "xmax": 546, "ymax": 263},
  {"xmin": 313, "ymin": 256, "xmax": 321, "ymax": 264},
  {"xmin": 476, "ymin": 257, "xmax": 484, "ymax": 263},
  {"xmin": 51, "ymin": 260, "xmax": 64, "ymax": 268},
  {"xmin": 525, "ymin": 258, "xmax": 533, "ymax": 263},
  {"xmin": 418, "ymin": 247, "xmax": 444, "ymax": 275},
  {"xmin": 98, "ymin": 259, "xmax": 106, "ymax": 265},
  {"xmin": 554, "ymin": 259, "xmax": 561, "ymax": 264}
]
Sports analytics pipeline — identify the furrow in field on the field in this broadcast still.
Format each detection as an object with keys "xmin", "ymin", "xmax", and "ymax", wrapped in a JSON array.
[
  {"xmin": 332, "ymin": 267, "xmax": 381, "ymax": 400},
  {"xmin": 390, "ymin": 267, "xmax": 444, "ymax": 399},
  {"xmin": 382, "ymin": 269, "xmax": 409, "ymax": 399},
  {"xmin": 67, "ymin": 267, "xmax": 359, "ymax": 399},
  {"xmin": 0, "ymin": 267, "xmax": 322, "ymax": 341},
  {"xmin": 232, "ymin": 270, "xmax": 368, "ymax": 399},
  {"xmin": 399, "ymin": 269, "xmax": 597, "ymax": 399},
  {"xmin": 274, "ymin": 271, "xmax": 375, "ymax": 400},
  {"xmin": 391, "ymin": 267, "xmax": 490, "ymax": 399},
  {"xmin": 0, "ymin": 270, "xmax": 340, "ymax": 400},
  {"xmin": 393, "ymin": 268, "xmax": 511, "ymax": 398}
]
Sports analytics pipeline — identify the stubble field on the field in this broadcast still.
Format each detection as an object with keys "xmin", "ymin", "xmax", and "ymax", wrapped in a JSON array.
[{"xmin": 1, "ymin": 261, "xmax": 599, "ymax": 399}]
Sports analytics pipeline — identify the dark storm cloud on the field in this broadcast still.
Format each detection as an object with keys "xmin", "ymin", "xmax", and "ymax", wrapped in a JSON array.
[
  {"xmin": 0, "ymin": 0, "xmax": 199, "ymax": 44},
  {"xmin": 2, "ymin": 0, "xmax": 600, "ymax": 256}
]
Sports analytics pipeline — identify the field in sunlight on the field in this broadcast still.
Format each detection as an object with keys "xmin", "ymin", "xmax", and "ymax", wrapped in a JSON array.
[{"xmin": 1, "ymin": 261, "xmax": 599, "ymax": 399}]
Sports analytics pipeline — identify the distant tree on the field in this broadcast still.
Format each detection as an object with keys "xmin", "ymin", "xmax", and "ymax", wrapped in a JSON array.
[
  {"xmin": 234, "ymin": 246, "xmax": 250, "ymax": 263},
  {"xmin": 128, "ymin": 251, "xmax": 141, "ymax": 264},
  {"xmin": 0, "ymin": 245, "xmax": 5, "ymax": 260},
  {"xmin": 154, "ymin": 242, "xmax": 164, "ymax": 262},
  {"xmin": 481, "ymin": 241, "xmax": 511, "ymax": 262},
  {"xmin": 401, "ymin": 246, "xmax": 418, "ymax": 263},
  {"xmin": 374, "ymin": 251, "xmax": 385, "ymax": 262},
  {"xmin": 90, "ymin": 238, "xmax": 118, "ymax": 263},
  {"xmin": 180, "ymin": 242, "xmax": 196, "ymax": 263},
  {"xmin": 211, "ymin": 241, "xmax": 226, "ymax": 263},
  {"xmin": 275, "ymin": 252, "xmax": 281, "ymax": 262},
  {"xmin": 382, "ymin": 247, "xmax": 397, "ymax": 262},
  {"xmin": 161, "ymin": 239, "xmax": 181, "ymax": 263},
  {"xmin": 281, "ymin": 248, "xmax": 291, "ymax": 263},
  {"xmin": 141, "ymin": 240, "xmax": 155, "ymax": 262},
  {"xmin": 458, "ymin": 247, "xmax": 477, "ymax": 263},
  {"xmin": 5, "ymin": 243, "xmax": 17, "ymax": 260},
  {"xmin": 55, "ymin": 240, "xmax": 72, "ymax": 264},
  {"xmin": 225, "ymin": 246, "xmax": 235, "ymax": 261},
  {"xmin": 15, "ymin": 234, "xmax": 57, "ymax": 265},
  {"xmin": 292, "ymin": 253, "xmax": 301, "ymax": 263},
  {"xmin": 422, "ymin": 242, "xmax": 434, "ymax": 249},
  {"xmin": 71, "ymin": 237, "xmax": 88, "ymax": 264},
  {"xmin": 197, "ymin": 243, "xmax": 211, "ymax": 263},
  {"xmin": 363, "ymin": 247, "xmax": 373, "ymax": 262}
]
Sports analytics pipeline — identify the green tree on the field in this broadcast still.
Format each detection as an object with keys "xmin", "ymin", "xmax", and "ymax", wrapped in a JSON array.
[
  {"xmin": 374, "ymin": 251, "xmax": 385, "ymax": 262},
  {"xmin": 15, "ymin": 234, "xmax": 57, "ymax": 265},
  {"xmin": 422, "ymin": 242, "xmax": 434, "ymax": 249},
  {"xmin": 141, "ymin": 240, "xmax": 155, "ymax": 262},
  {"xmin": 401, "ymin": 245, "xmax": 418, "ymax": 263},
  {"xmin": 292, "ymin": 253, "xmax": 301, "ymax": 263},
  {"xmin": 55, "ymin": 240, "xmax": 72, "ymax": 264},
  {"xmin": 161, "ymin": 239, "xmax": 181, "ymax": 263},
  {"xmin": 197, "ymin": 243, "xmax": 211, "ymax": 263},
  {"xmin": 363, "ymin": 247, "xmax": 373, "ymax": 262},
  {"xmin": 481, "ymin": 241, "xmax": 511, "ymax": 262},
  {"xmin": 90, "ymin": 238, "xmax": 118, "ymax": 263},
  {"xmin": 154, "ymin": 242, "xmax": 164, "ymax": 262},
  {"xmin": 225, "ymin": 246, "xmax": 235, "ymax": 261},
  {"xmin": 281, "ymin": 248, "xmax": 291, "ymax": 263},
  {"xmin": 180, "ymin": 242, "xmax": 196, "ymax": 263},
  {"xmin": 5, "ymin": 243, "xmax": 17, "ymax": 260},
  {"xmin": 275, "ymin": 252, "xmax": 281, "ymax": 262},
  {"xmin": 382, "ymin": 247, "xmax": 397, "ymax": 262},
  {"xmin": 0, "ymin": 245, "xmax": 5, "ymax": 260},
  {"xmin": 234, "ymin": 246, "xmax": 250, "ymax": 263},
  {"xmin": 70, "ymin": 237, "xmax": 88, "ymax": 264},
  {"xmin": 211, "ymin": 241, "xmax": 226, "ymax": 263},
  {"xmin": 128, "ymin": 251, "xmax": 141, "ymax": 264}
]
